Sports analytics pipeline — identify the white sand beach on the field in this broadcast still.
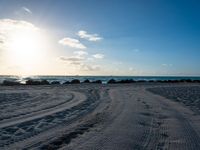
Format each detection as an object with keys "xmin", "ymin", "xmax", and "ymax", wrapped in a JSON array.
[{"xmin": 1, "ymin": 83, "xmax": 200, "ymax": 150}]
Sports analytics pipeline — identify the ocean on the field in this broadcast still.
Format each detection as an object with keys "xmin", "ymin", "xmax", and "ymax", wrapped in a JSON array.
[{"xmin": 0, "ymin": 75, "xmax": 200, "ymax": 84}]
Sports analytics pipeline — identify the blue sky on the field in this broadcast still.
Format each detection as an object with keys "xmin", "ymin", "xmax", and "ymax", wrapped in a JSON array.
[{"xmin": 0, "ymin": 0, "xmax": 200, "ymax": 76}]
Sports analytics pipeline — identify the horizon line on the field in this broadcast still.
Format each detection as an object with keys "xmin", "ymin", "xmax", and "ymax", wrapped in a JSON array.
[{"xmin": 0, "ymin": 75, "xmax": 200, "ymax": 77}]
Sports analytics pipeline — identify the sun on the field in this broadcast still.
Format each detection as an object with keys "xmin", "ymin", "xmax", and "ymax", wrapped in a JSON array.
[
  {"xmin": 0, "ymin": 19, "xmax": 54, "ymax": 75},
  {"xmin": 10, "ymin": 31, "xmax": 41, "ymax": 63},
  {"xmin": 6, "ymin": 28, "xmax": 46, "ymax": 75}
]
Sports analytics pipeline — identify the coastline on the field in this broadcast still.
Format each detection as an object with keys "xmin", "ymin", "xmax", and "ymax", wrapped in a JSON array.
[
  {"xmin": 0, "ymin": 75, "xmax": 200, "ymax": 85},
  {"xmin": 0, "ymin": 77, "xmax": 200, "ymax": 86}
]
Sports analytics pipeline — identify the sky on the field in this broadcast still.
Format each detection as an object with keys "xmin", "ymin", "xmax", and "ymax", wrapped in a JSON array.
[{"xmin": 0, "ymin": 0, "xmax": 200, "ymax": 76}]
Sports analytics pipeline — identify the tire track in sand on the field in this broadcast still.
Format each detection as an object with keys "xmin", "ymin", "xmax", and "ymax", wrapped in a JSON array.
[
  {"xmin": 0, "ymin": 91, "xmax": 86, "ymax": 148},
  {"xmin": 146, "ymin": 87, "xmax": 200, "ymax": 150}
]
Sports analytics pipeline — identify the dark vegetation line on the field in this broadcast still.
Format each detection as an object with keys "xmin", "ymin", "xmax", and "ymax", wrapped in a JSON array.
[{"xmin": 1, "ymin": 78, "xmax": 200, "ymax": 86}]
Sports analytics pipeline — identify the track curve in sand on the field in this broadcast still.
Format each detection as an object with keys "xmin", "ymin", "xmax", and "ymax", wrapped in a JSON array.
[
  {"xmin": 0, "ymin": 91, "xmax": 84, "ymax": 129},
  {"xmin": 0, "ymin": 86, "xmax": 100, "ymax": 149}
]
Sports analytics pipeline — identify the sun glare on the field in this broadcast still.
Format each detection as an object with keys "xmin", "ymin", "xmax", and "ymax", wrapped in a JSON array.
[{"xmin": 5, "ymin": 28, "xmax": 47, "ymax": 75}]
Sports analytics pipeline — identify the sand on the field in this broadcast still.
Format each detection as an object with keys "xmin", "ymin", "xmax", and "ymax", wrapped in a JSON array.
[{"xmin": 0, "ymin": 83, "xmax": 200, "ymax": 150}]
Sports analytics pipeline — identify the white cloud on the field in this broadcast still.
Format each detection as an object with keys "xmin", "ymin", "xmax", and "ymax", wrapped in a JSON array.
[
  {"xmin": 0, "ymin": 19, "xmax": 39, "ymax": 48},
  {"xmin": 73, "ymin": 51, "xmax": 88, "ymax": 56},
  {"xmin": 77, "ymin": 30, "xmax": 102, "ymax": 41},
  {"xmin": 59, "ymin": 37, "xmax": 86, "ymax": 49},
  {"xmin": 0, "ymin": 19, "xmax": 38, "ymax": 31},
  {"xmin": 93, "ymin": 53, "xmax": 104, "ymax": 59},
  {"xmin": 60, "ymin": 51, "xmax": 88, "ymax": 63},
  {"xmin": 22, "ymin": 7, "xmax": 32, "ymax": 14},
  {"xmin": 14, "ymin": 7, "xmax": 33, "ymax": 16},
  {"xmin": 162, "ymin": 64, "xmax": 173, "ymax": 67},
  {"xmin": 60, "ymin": 56, "xmax": 84, "ymax": 62}
]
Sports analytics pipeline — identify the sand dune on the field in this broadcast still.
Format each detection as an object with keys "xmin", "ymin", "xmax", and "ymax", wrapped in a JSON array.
[{"xmin": 0, "ymin": 83, "xmax": 200, "ymax": 149}]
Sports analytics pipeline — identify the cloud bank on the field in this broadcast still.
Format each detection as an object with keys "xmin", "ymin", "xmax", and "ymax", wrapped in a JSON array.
[
  {"xmin": 59, "ymin": 49, "xmax": 102, "ymax": 71},
  {"xmin": 59, "ymin": 30, "xmax": 104, "ymax": 72}
]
